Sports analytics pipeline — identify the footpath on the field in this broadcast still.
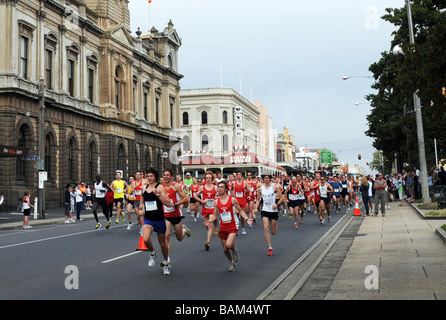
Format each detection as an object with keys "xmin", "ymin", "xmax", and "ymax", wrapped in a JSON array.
[{"xmin": 322, "ymin": 200, "xmax": 446, "ymax": 300}]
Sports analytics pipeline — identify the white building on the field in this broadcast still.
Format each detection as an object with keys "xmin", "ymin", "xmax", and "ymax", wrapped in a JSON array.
[{"xmin": 178, "ymin": 88, "xmax": 285, "ymax": 176}]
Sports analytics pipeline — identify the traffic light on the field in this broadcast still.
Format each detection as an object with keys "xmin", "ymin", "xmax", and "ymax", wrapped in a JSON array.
[
  {"xmin": 358, "ymin": 154, "xmax": 361, "ymax": 160},
  {"xmin": 366, "ymin": 162, "xmax": 369, "ymax": 165}
]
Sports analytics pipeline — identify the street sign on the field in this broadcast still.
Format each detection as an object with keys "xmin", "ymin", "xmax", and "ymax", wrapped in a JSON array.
[{"xmin": 320, "ymin": 150, "xmax": 332, "ymax": 164}]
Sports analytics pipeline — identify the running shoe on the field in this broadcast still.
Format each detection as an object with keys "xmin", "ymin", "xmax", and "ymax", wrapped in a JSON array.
[
  {"xmin": 148, "ymin": 252, "xmax": 156, "ymax": 267},
  {"xmin": 106, "ymin": 221, "xmax": 110, "ymax": 229},
  {"xmin": 241, "ymin": 228, "xmax": 246, "ymax": 235},
  {"xmin": 267, "ymin": 248, "xmax": 274, "ymax": 256},
  {"xmin": 183, "ymin": 224, "xmax": 191, "ymax": 237},
  {"xmin": 161, "ymin": 261, "xmax": 171, "ymax": 275},
  {"xmin": 95, "ymin": 223, "xmax": 101, "ymax": 230},
  {"xmin": 127, "ymin": 223, "xmax": 132, "ymax": 230},
  {"xmin": 121, "ymin": 215, "xmax": 125, "ymax": 222},
  {"xmin": 294, "ymin": 222, "xmax": 298, "ymax": 229},
  {"xmin": 115, "ymin": 218, "xmax": 119, "ymax": 224},
  {"xmin": 228, "ymin": 261, "xmax": 236, "ymax": 272},
  {"xmin": 204, "ymin": 242, "xmax": 210, "ymax": 251}
]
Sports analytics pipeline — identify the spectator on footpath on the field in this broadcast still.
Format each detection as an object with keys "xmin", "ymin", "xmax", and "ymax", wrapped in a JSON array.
[
  {"xmin": 22, "ymin": 190, "xmax": 34, "ymax": 229},
  {"xmin": 407, "ymin": 171, "xmax": 415, "ymax": 203},
  {"xmin": 75, "ymin": 183, "xmax": 84, "ymax": 221},
  {"xmin": 374, "ymin": 173, "xmax": 387, "ymax": 217},
  {"xmin": 438, "ymin": 165, "xmax": 446, "ymax": 185},
  {"xmin": 64, "ymin": 184, "xmax": 75, "ymax": 223},
  {"xmin": 359, "ymin": 176, "xmax": 370, "ymax": 216}
]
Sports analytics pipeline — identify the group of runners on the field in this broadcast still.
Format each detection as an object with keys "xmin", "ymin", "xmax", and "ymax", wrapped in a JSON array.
[{"xmin": 90, "ymin": 168, "xmax": 359, "ymax": 274}]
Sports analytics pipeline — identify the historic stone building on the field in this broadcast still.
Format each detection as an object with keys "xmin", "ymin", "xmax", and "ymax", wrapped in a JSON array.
[{"xmin": 0, "ymin": 0, "xmax": 183, "ymax": 211}]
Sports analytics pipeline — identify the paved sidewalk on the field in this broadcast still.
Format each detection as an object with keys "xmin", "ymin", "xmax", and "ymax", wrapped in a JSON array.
[{"xmin": 325, "ymin": 201, "xmax": 446, "ymax": 300}]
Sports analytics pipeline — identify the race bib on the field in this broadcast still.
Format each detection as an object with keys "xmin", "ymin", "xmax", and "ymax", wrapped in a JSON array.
[
  {"xmin": 116, "ymin": 188, "xmax": 122, "ymax": 194},
  {"xmin": 135, "ymin": 190, "xmax": 142, "ymax": 196},
  {"xmin": 263, "ymin": 202, "xmax": 273, "ymax": 210},
  {"xmin": 220, "ymin": 212, "xmax": 232, "ymax": 223},
  {"xmin": 205, "ymin": 199, "xmax": 214, "ymax": 209},
  {"xmin": 164, "ymin": 200, "xmax": 175, "ymax": 212},
  {"xmin": 145, "ymin": 201, "xmax": 158, "ymax": 211},
  {"xmin": 289, "ymin": 194, "xmax": 298, "ymax": 201},
  {"xmin": 236, "ymin": 192, "xmax": 244, "ymax": 198}
]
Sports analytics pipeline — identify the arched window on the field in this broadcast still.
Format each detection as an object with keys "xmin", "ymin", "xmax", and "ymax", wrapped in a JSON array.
[
  {"xmin": 223, "ymin": 134, "xmax": 229, "ymax": 152},
  {"xmin": 222, "ymin": 111, "xmax": 228, "ymax": 124},
  {"xmin": 68, "ymin": 138, "xmax": 76, "ymax": 181},
  {"xmin": 182, "ymin": 112, "xmax": 189, "ymax": 125},
  {"xmin": 202, "ymin": 134, "xmax": 209, "ymax": 150},
  {"xmin": 88, "ymin": 142, "xmax": 97, "ymax": 182},
  {"xmin": 201, "ymin": 111, "xmax": 208, "ymax": 125},
  {"xmin": 117, "ymin": 143, "xmax": 126, "ymax": 177},
  {"xmin": 115, "ymin": 65, "xmax": 123, "ymax": 110},
  {"xmin": 182, "ymin": 135, "xmax": 190, "ymax": 151}
]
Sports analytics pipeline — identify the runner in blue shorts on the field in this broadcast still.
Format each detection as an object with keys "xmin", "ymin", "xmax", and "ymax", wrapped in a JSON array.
[{"xmin": 140, "ymin": 168, "xmax": 176, "ymax": 275}]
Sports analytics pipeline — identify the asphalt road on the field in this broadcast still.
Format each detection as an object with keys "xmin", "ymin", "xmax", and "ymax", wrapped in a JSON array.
[{"xmin": 0, "ymin": 206, "xmax": 351, "ymax": 300}]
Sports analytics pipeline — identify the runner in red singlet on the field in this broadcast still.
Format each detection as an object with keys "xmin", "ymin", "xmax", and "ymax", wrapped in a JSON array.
[
  {"xmin": 162, "ymin": 169, "xmax": 191, "ymax": 266},
  {"xmin": 194, "ymin": 171, "xmax": 218, "ymax": 251},
  {"xmin": 231, "ymin": 171, "xmax": 252, "ymax": 235},
  {"xmin": 205, "ymin": 181, "xmax": 252, "ymax": 272}
]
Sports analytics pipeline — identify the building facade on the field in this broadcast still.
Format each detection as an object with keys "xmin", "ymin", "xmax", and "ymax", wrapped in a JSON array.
[
  {"xmin": 0, "ymin": 0, "xmax": 183, "ymax": 211},
  {"xmin": 179, "ymin": 88, "xmax": 260, "ymax": 160}
]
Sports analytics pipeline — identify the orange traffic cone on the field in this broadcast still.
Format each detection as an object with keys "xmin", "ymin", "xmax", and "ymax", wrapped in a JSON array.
[
  {"xmin": 136, "ymin": 235, "xmax": 148, "ymax": 251},
  {"xmin": 353, "ymin": 198, "xmax": 361, "ymax": 216}
]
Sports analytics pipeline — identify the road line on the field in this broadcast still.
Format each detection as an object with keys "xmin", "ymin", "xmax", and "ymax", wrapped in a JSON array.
[
  {"xmin": 0, "ymin": 225, "xmax": 121, "ymax": 250},
  {"xmin": 102, "ymin": 251, "xmax": 142, "ymax": 264}
]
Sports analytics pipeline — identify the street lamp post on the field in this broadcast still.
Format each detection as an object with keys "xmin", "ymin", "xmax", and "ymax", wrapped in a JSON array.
[
  {"xmin": 393, "ymin": 0, "xmax": 430, "ymax": 203},
  {"xmin": 38, "ymin": 78, "xmax": 46, "ymax": 218}
]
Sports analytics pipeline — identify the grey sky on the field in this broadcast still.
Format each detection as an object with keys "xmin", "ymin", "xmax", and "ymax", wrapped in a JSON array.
[{"xmin": 128, "ymin": 0, "xmax": 403, "ymax": 174}]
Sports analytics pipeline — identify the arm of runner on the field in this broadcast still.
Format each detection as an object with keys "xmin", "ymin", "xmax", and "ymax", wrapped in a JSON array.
[
  {"xmin": 233, "ymin": 197, "xmax": 252, "ymax": 225},
  {"xmin": 174, "ymin": 184, "xmax": 189, "ymax": 206},
  {"xmin": 156, "ymin": 185, "xmax": 175, "ymax": 207}
]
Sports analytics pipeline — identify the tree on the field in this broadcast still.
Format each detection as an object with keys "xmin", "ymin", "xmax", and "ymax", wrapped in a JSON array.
[{"xmin": 366, "ymin": 0, "xmax": 446, "ymax": 172}]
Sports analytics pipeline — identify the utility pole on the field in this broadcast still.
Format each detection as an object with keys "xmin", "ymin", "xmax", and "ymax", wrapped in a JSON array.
[
  {"xmin": 406, "ymin": 0, "xmax": 430, "ymax": 203},
  {"xmin": 38, "ymin": 78, "xmax": 46, "ymax": 218}
]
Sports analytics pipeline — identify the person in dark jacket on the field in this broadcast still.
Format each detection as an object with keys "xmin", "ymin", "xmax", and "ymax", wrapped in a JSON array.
[{"xmin": 64, "ymin": 184, "xmax": 74, "ymax": 223}]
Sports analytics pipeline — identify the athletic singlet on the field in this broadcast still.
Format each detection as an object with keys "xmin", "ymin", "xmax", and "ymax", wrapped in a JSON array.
[
  {"xmin": 313, "ymin": 181, "xmax": 320, "ymax": 202},
  {"xmin": 142, "ymin": 183, "xmax": 164, "ymax": 221},
  {"xmin": 233, "ymin": 180, "xmax": 247, "ymax": 207},
  {"xmin": 201, "ymin": 184, "xmax": 217, "ymax": 216},
  {"xmin": 163, "ymin": 184, "xmax": 181, "ymax": 218},
  {"xmin": 288, "ymin": 183, "xmax": 305, "ymax": 201},
  {"xmin": 319, "ymin": 184, "xmax": 329, "ymax": 198},
  {"xmin": 94, "ymin": 181, "xmax": 106, "ymax": 199},
  {"xmin": 134, "ymin": 180, "xmax": 143, "ymax": 201},
  {"xmin": 261, "ymin": 185, "xmax": 277, "ymax": 212},
  {"xmin": 331, "ymin": 181, "xmax": 341, "ymax": 195},
  {"xmin": 247, "ymin": 181, "xmax": 257, "ymax": 201},
  {"xmin": 113, "ymin": 180, "xmax": 125, "ymax": 199},
  {"xmin": 190, "ymin": 184, "xmax": 200, "ymax": 199},
  {"xmin": 22, "ymin": 196, "xmax": 30, "ymax": 210},
  {"xmin": 216, "ymin": 196, "xmax": 239, "ymax": 231}
]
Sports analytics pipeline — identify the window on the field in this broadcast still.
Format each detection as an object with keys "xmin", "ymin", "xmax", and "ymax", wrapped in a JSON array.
[
  {"xmin": 115, "ymin": 65, "xmax": 123, "ymax": 109},
  {"xmin": 133, "ymin": 76, "xmax": 138, "ymax": 114},
  {"xmin": 201, "ymin": 111, "xmax": 208, "ymax": 125},
  {"xmin": 202, "ymin": 134, "xmax": 209, "ymax": 150},
  {"xmin": 68, "ymin": 138, "xmax": 75, "ymax": 181},
  {"xmin": 45, "ymin": 49, "xmax": 53, "ymax": 90},
  {"xmin": 170, "ymin": 103, "xmax": 174, "ymax": 127},
  {"xmin": 223, "ymin": 134, "xmax": 229, "ymax": 152},
  {"xmin": 155, "ymin": 98, "xmax": 159, "ymax": 124},
  {"xmin": 182, "ymin": 112, "xmax": 189, "ymax": 125},
  {"xmin": 222, "ymin": 111, "xmax": 228, "ymax": 124},
  {"xmin": 88, "ymin": 68, "xmax": 94, "ymax": 102},
  {"xmin": 44, "ymin": 134, "xmax": 52, "ymax": 178},
  {"xmin": 68, "ymin": 60, "xmax": 75, "ymax": 97},
  {"xmin": 182, "ymin": 135, "xmax": 190, "ymax": 151},
  {"xmin": 143, "ymin": 93, "xmax": 148, "ymax": 121},
  {"xmin": 20, "ymin": 37, "xmax": 29, "ymax": 78}
]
